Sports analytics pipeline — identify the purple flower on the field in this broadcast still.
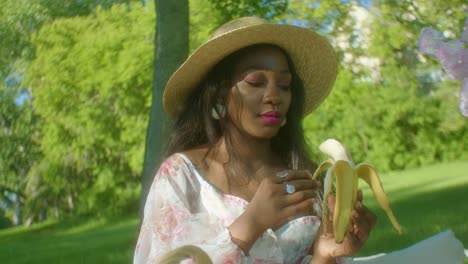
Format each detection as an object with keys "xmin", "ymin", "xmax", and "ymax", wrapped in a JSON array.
[
  {"xmin": 418, "ymin": 27, "xmax": 443, "ymax": 56},
  {"xmin": 418, "ymin": 9, "xmax": 468, "ymax": 117},
  {"xmin": 436, "ymin": 40, "xmax": 468, "ymax": 82}
]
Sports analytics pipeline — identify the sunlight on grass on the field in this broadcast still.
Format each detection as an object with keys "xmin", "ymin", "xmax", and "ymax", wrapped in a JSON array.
[
  {"xmin": 55, "ymin": 218, "xmax": 108, "ymax": 236},
  {"xmin": 358, "ymin": 161, "xmax": 468, "ymax": 257},
  {"xmin": 0, "ymin": 217, "xmax": 139, "ymax": 264}
]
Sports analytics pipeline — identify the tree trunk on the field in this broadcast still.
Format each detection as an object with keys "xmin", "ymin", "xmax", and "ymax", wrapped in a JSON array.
[
  {"xmin": 140, "ymin": 0, "xmax": 189, "ymax": 218},
  {"xmin": 12, "ymin": 193, "xmax": 22, "ymax": 225}
]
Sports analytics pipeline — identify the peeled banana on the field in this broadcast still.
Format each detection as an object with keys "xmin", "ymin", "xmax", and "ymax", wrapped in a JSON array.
[{"xmin": 311, "ymin": 139, "xmax": 402, "ymax": 243}]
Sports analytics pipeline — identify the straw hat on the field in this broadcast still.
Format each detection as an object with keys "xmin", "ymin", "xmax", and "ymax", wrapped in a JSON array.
[{"xmin": 163, "ymin": 17, "xmax": 337, "ymax": 118}]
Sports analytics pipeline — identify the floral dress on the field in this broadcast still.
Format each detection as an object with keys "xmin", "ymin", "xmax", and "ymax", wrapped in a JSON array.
[{"xmin": 134, "ymin": 153, "xmax": 322, "ymax": 264}]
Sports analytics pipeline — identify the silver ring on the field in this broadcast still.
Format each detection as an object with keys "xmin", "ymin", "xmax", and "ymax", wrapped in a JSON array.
[
  {"xmin": 276, "ymin": 170, "xmax": 288, "ymax": 179},
  {"xmin": 285, "ymin": 183, "xmax": 296, "ymax": 194}
]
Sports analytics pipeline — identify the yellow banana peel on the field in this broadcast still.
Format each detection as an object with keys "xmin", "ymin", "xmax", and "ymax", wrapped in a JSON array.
[{"xmin": 312, "ymin": 139, "xmax": 402, "ymax": 243}]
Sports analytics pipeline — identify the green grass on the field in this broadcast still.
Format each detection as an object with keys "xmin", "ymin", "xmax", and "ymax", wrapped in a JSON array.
[
  {"xmin": 0, "ymin": 161, "xmax": 467, "ymax": 263},
  {"xmin": 357, "ymin": 161, "xmax": 468, "ymax": 257},
  {"xmin": 0, "ymin": 217, "xmax": 139, "ymax": 264}
]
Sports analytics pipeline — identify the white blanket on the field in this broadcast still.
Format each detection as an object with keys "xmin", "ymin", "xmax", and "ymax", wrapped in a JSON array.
[{"xmin": 349, "ymin": 229, "xmax": 465, "ymax": 264}]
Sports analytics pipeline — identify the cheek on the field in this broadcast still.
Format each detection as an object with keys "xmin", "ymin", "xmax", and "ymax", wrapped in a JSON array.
[
  {"xmin": 283, "ymin": 93, "xmax": 292, "ymax": 111},
  {"xmin": 226, "ymin": 89, "xmax": 246, "ymax": 120},
  {"xmin": 230, "ymin": 85, "xmax": 262, "ymax": 111}
]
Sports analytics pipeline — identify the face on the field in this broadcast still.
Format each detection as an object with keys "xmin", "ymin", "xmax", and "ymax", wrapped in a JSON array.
[{"xmin": 226, "ymin": 45, "xmax": 292, "ymax": 139}]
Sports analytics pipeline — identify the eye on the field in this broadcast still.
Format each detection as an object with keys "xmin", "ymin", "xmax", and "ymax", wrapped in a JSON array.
[
  {"xmin": 243, "ymin": 72, "xmax": 266, "ymax": 87},
  {"xmin": 278, "ymin": 81, "xmax": 291, "ymax": 91},
  {"xmin": 246, "ymin": 81, "xmax": 265, "ymax": 87}
]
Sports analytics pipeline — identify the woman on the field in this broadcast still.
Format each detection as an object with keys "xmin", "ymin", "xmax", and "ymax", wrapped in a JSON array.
[{"xmin": 134, "ymin": 17, "xmax": 377, "ymax": 264}]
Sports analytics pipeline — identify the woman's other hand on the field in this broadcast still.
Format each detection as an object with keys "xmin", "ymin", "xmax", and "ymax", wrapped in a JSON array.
[
  {"xmin": 311, "ymin": 190, "xmax": 377, "ymax": 264},
  {"xmin": 228, "ymin": 170, "xmax": 321, "ymax": 253}
]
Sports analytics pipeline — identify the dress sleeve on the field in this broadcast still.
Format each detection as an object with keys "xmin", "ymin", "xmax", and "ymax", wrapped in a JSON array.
[{"xmin": 133, "ymin": 154, "xmax": 246, "ymax": 264}]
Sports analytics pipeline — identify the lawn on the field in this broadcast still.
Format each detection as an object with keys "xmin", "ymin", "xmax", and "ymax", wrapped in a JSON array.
[
  {"xmin": 0, "ymin": 161, "xmax": 467, "ymax": 264},
  {"xmin": 357, "ymin": 160, "xmax": 468, "ymax": 257},
  {"xmin": 0, "ymin": 217, "xmax": 139, "ymax": 264}
]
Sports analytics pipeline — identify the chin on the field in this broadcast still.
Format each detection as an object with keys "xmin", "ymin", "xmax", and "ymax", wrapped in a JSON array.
[{"xmin": 252, "ymin": 129, "xmax": 281, "ymax": 139}]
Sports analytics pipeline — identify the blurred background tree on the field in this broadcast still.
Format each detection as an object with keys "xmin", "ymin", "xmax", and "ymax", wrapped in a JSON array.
[{"xmin": 0, "ymin": 0, "xmax": 466, "ymax": 227}]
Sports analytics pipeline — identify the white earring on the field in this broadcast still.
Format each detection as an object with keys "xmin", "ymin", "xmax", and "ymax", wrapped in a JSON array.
[
  {"xmin": 281, "ymin": 117, "xmax": 287, "ymax": 127},
  {"xmin": 211, "ymin": 104, "xmax": 226, "ymax": 120}
]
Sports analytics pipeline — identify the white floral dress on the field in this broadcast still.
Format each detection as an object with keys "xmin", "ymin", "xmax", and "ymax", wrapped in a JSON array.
[
  {"xmin": 134, "ymin": 153, "xmax": 466, "ymax": 264},
  {"xmin": 134, "ymin": 153, "xmax": 322, "ymax": 264}
]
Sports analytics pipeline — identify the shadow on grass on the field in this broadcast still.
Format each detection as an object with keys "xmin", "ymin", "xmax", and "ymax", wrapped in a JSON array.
[
  {"xmin": 0, "ymin": 217, "xmax": 140, "ymax": 264},
  {"xmin": 359, "ymin": 183, "xmax": 468, "ymax": 256}
]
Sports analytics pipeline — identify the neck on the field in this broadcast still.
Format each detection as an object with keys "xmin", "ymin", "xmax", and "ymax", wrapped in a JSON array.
[{"xmin": 213, "ymin": 125, "xmax": 282, "ymax": 176}]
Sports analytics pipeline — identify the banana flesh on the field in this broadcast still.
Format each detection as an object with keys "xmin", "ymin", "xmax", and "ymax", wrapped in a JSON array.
[{"xmin": 312, "ymin": 139, "xmax": 402, "ymax": 243}]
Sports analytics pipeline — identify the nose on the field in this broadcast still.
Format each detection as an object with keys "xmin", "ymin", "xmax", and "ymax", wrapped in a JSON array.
[{"xmin": 263, "ymin": 83, "xmax": 282, "ymax": 105}]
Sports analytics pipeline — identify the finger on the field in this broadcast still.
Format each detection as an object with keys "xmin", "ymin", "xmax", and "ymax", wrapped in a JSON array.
[
  {"xmin": 282, "ymin": 179, "xmax": 321, "ymax": 193},
  {"xmin": 356, "ymin": 189, "xmax": 363, "ymax": 202},
  {"xmin": 284, "ymin": 190, "xmax": 317, "ymax": 204},
  {"xmin": 289, "ymin": 170, "xmax": 313, "ymax": 180},
  {"xmin": 355, "ymin": 201, "xmax": 377, "ymax": 229},
  {"xmin": 351, "ymin": 209, "xmax": 371, "ymax": 242},
  {"xmin": 346, "ymin": 224, "xmax": 363, "ymax": 251},
  {"xmin": 274, "ymin": 170, "xmax": 312, "ymax": 183},
  {"xmin": 282, "ymin": 197, "xmax": 317, "ymax": 217},
  {"xmin": 327, "ymin": 195, "xmax": 336, "ymax": 218}
]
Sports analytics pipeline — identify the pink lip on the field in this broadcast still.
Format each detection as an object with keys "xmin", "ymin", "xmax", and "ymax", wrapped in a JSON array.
[{"xmin": 260, "ymin": 111, "xmax": 282, "ymax": 125}]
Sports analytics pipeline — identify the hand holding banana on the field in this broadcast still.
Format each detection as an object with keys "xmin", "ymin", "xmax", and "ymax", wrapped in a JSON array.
[{"xmin": 312, "ymin": 138, "xmax": 402, "ymax": 243}]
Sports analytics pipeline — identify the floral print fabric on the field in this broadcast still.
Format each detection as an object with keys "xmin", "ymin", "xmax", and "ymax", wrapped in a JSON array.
[{"xmin": 134, "ymin": 153, "xmax": 321, "ymax": 264}]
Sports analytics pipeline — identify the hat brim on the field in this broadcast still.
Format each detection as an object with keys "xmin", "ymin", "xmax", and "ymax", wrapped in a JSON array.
[{"xmin": 163, "ymin": 23, "xmax": 337, "ymax": 117}]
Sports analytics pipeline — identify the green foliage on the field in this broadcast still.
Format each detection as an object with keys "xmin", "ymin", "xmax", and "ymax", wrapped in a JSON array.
[
  {"xmin": 2, "ymin": 0, "xmax": 467, "ymax": 224},
  {"xmin": 0, "ymin": 0, "xmax": 136, "ymax": 78},
  {"xmin": 291, "ymin": 0, "xmax": 468, "ymax": 172},
  {"xmin": 25, "ymin": 2, "xmax": 154, "ymax": 217},
  {"xmin": 0, "ymin": 0, "xmax": 48, "ymax": 77},
  {"xmin": 189, "ymin": 0, "xmax": 291, "ymax": 51},
  {"xmin": 189, "ymin": 0, "xmax": 225, "ymax": 51},
  {"xmin": 304, "ymin": 68, "xmax": 468, "ymax": 172},
  {"xmin": 0, "ymin": 80, "xmax": 39, "ymax": 224},
  {"xmin": 208, "ymin": 0, "xmax": 289, "ymax": 21},
  {"xmin": 0, "ymin": 213, "xmax": 12, "ymax": 229}
]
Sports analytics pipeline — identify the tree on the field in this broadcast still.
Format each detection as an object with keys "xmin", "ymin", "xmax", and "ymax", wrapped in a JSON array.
[
  {"xmin": 0, "ymin": 0, "xmax": 143, "ymax": 221},
  {"xmin": 0, "ymin": 0, "xmax": 132, "ymax": 80},
  {"xmin": 26, "ymin": 2, "xmax": 155, "ymax": 219},
  {"xmin": 140, "ymin": 0, "xmax": 189, "ymax": 215},
  {"xmin": 0, "ymin": 80, "xmax": 38, "ymax": 225},
  {"xmin": 299, "ymin": 0, "xmax": 468, "ymax": 171}
]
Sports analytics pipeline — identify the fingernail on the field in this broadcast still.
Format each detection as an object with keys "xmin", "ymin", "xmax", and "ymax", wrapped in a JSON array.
[
  {"xmin": 348, "ymin": 224, "xmax": 354, "ymax": 232},
  {"xmin": 311, "ymin": 198, "xmax": 317, "ymax": 203},
  {"xmin": 352, "ymin": 210, "xmax": 359, "ymax": 218},
  {"xmin": 276, "ymin": 170, "xmax": 288, "ymax": 179},
  {"xmin": 355, "ymin": 201, "xmax": 362, "ymax": 209}
]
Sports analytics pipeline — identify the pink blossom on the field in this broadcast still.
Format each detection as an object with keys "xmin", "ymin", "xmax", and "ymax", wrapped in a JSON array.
[
  {"xmin": 418, "ymin": 27, "xmax": 443, "ymax": 56},
  {"xmin": 436, "ymin": 40, "xmax": 468, "ymax": 81},
  {"xmin": 418, "ymin": 9, "xmax": 468, "ymax": 117}
]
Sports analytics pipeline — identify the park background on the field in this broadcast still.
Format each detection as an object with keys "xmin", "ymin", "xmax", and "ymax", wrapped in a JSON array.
[{"xmin": 1, "ymin": 0, "xmax": 467, "ymax": 263}]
